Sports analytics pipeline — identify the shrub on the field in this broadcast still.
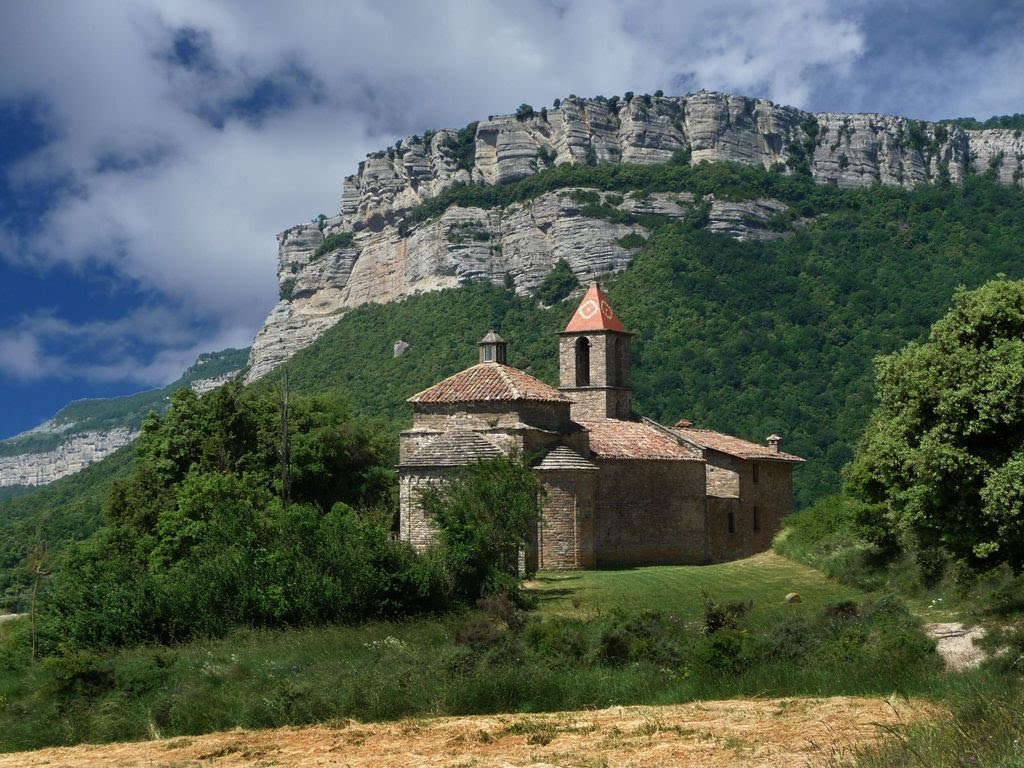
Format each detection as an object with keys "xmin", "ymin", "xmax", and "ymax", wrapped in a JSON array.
[
  {"xmin": 617, "ymin": 232, "xmax": 647, "ymax": 250},
  {"xmin": 516, "ymin": 104, "xmax": 535, "ymax": 120},
  {"xmin": 279, "ymin": 278, "xmax": 296, "ymax": 301},
  {"xmin": 700, "ymin": 591, "xmax": 751, "ymax": 634},
  {"xmin": 313, "ymin": 232, "xmax": 355, "ymax": 260}
]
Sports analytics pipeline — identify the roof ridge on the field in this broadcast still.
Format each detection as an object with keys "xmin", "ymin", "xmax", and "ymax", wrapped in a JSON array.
[{"xmin": 493, "ymin": 363, "xmax": 522, "ymax": 399}]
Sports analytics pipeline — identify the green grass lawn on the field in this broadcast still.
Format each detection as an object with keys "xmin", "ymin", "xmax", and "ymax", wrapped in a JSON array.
[{"xmin": 531, "ymin": 552, "xmax": 875, "ymax": 620}]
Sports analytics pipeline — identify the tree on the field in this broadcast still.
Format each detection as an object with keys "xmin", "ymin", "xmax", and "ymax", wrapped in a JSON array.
[
  {"xmin": 516, "ymin": 103, "xmax": 535, "ymax": 120},
  {"xmin": 847, "ymin": 278, "xmax": 1024, "ymax": 567},
  {"xmin": 419, "ymin": 454, "xmax": 543, "ymax": 600},
  {"xmin": 535, "ymin": 259, "xmax": 579, "ymax": 304}
]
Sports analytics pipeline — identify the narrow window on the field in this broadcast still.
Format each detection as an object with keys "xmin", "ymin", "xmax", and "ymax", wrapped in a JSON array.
[
  {"xmin": 752, "ymin": 463, "xmax": 759, "ymax": 484},
  {"xmin": 483, "ymin": 346, "xmax": 493, "ymax": 362},
  {"xmin": 753, "ymin": 506, "xmax": 761, "ymax": 531},
  {"xmin": 728, "ymin": 511, "xmax": 736, "ymax": 534},
  {"xmin": 575, "ymin": 337, "xmax": 590, "ymax": 386}
]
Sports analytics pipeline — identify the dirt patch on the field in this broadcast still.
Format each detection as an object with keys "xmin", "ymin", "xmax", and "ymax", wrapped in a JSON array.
[
  {"xmin": 925, "ymin": 622, "xmax": 988, "ymax": 671},
  {"xmin": 0, "ymin": 696, "xmax": 944, "ymax": 768}
]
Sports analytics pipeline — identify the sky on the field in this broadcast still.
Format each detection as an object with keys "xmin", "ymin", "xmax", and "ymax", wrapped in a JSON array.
[{"xmin": 1, "ymin": 0, "xmax": 1023, "ymax": 440}]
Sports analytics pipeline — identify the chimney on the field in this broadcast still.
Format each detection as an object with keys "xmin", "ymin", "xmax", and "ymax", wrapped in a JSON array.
[
  {"xmin": 675, "ymin": 419, "xmax": 693, "ymax": 429},
  {"xmin": 766, "ymin": 434, "xmax": 782, "ymax": 453}
]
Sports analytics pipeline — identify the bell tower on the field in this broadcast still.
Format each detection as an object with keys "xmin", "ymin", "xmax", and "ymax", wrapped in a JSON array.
[{"xmin": 559, "ymin": 283, "xmax": 632, "ymax": 421}]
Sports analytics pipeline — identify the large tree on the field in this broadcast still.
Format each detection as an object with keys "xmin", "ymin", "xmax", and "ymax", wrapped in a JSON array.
[{"xmin": 847, "ymin": 278, "xmax": 1024, "ymax": 568}]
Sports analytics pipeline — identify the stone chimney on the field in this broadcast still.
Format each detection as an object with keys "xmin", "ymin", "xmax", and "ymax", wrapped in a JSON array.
[
  {"xmin": 675, "ymin": 419, "xmax": 693, "ymax": 429},
  {"xmin": 766, "ymin": 434, "xmax": 782, "ymax": 453}
]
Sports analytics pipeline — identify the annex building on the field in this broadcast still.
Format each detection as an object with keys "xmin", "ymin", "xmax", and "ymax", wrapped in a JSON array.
[{"xmin": 398, "ymin": 283, "xmax": 803, "ymax": 569}]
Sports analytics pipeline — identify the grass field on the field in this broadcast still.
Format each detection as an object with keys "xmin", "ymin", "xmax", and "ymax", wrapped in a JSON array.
[
  {"xmin": 0, "ymin": 553, "xmax": 954, "ymax": 752},
  {"xmin": 532, "ymin": 552, "xmax": 873, "ymax": 619}
]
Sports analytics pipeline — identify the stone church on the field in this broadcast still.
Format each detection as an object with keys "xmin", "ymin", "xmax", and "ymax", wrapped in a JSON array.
[{"xmin": 398, "ymin": 283, "xmax": 803, "ymax": 569}]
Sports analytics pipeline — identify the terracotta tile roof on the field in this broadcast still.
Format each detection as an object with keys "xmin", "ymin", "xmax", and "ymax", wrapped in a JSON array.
[
  {"xmin": 408, "ymin": 363, "xmax": 571, "ymax": 404},
  {"xmin": 536, "ymin": 446, "xmax": 597, "ymax": 471},
  {"xmin": 670, "ymin": 423, "xmax": 805, "ymax": 463},
  {"xmin": 564, "ymin": 283, "xmax": 628, "ymax": 334},
  {"xmin": 580, "ymin": 419, "xmax": 702, "ymax": 461},
  {"xmin": 401, "ymin": 431, "xmax": 504, "ymax": 467}
]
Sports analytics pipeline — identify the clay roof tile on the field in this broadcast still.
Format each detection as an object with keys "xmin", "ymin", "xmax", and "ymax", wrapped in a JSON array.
[
  {"xmin": 580, "ymin": 419, "xmax": 702, "ymax": 461},
  {"xmin": 670, "ymin": 424, "xmax": 805, "ymax": 462},
  {"xmin": 408, "ymin": 363, "xmax": 570, "ymax": 404}
]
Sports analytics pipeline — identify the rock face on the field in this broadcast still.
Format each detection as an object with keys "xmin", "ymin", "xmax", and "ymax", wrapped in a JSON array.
[
  {"xmin": 190, "ymin": 369, "xmax": 243, "ymax": 395},
  {"xmin": 0, "ymin": 428, "xmax": 138, "ymax": 488},
  {"xmin": 246, "ymin": 91, "xmax": 1024, "ymax": 381}
]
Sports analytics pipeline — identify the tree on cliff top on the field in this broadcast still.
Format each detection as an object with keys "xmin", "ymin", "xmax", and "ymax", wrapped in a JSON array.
[{"xmin": 847, "ymin": 278, "xmax": 1024, "ymax": 568}]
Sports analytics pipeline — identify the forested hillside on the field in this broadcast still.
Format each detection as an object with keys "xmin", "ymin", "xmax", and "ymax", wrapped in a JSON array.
[{"xmin": 253, "ymin": 164, "xmax": 1024, "ymax": 507}]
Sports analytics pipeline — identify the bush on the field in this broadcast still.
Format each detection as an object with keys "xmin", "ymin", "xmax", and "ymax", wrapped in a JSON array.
[
  {"xmin": 516, "ymin": 104, "xmax": 535, "ymax": 119},
  {"xmin": 420, "ymin": 454, "xmax": 544, "ymax": 602},
  {"xmin": 312, "ymin": 232, "xmax": 354, "ymax": 260}
]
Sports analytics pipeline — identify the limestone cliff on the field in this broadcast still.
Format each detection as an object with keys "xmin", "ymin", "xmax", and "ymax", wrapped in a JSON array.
[
  {"xmin": 0, "ymin": 428, "xmax": 137, "ymax": 488},
  {"xmin": 246, "ymin": 91, "xmax": 1024, "ymax": 382},
  {"xmin": 0, "ymin": 350, "xmax": 247, "ymax": 488}
]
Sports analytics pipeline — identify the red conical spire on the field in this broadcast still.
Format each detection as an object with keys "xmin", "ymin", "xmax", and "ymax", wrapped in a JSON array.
[{"xmin": 564, "ymin": 283, "xmax": 627, "ymax": 333}]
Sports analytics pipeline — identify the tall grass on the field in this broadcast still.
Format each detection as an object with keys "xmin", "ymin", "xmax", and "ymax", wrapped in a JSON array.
[{"xmin": 0, "ymin": 582, "xmax": 945, "ymax": 752}]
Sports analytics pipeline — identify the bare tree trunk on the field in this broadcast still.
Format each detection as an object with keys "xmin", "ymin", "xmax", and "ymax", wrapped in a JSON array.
[
  {"xmin": 280, "ymin": 370, "xmax": 291, "ymax": 509},
  {"xmin": 29, "ymin": 540, "xmax": 49, "ymax": 664}
]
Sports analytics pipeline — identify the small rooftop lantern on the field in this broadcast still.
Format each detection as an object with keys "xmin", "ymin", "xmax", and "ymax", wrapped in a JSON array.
[{"xmin": 478, "ymin": 330, "xmax": 507, "ymax": 364}]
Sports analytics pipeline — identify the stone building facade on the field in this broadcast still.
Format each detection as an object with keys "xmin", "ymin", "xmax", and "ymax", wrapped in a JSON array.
[{"xmin": 398, "ymin": 283, "xmax": 803, "ymax": 569}]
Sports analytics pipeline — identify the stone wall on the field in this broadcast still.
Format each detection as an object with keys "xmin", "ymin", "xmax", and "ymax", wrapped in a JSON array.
[
  {"xmin": 706, "ymin": 454, "xmax": 795, "ymax": 561},
  {"xmin": 593, "ymin": 458, "xmax": 707, "ymax": 566},
  {"xmin": 536, "ymin": 468, "xmax": 597, "ymax": 570},
  {"xmin": 409, "ymin": 400, "xmax": 572, "ymax": 434},
  {"xmin": 398, "ymin": 469, "xmax": 444, "ymax": 551}
]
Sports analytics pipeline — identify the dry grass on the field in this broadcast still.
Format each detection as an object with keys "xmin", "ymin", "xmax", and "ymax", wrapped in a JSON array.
[{"xmin": 0, "ymin": 696, "xmax": 944, "ymax": 768}]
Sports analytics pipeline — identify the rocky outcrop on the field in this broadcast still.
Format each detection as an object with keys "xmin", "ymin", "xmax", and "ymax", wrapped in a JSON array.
[
  {"xmin": 334, "ymin": 92, "xmax": 1021, "ymax": 232},
  {"xmin": 190, "ymin": 369, "xmax": 242, "ymax": 395},
  {"xmin": 246, "ymin": 91, "xmax": 1024, "ymax": 381},
  {"xmin": 245, "ymin": 188, "xmax": 791, "ymax": 381},
  {"xmin": 0, "ymin": 428, "xmax": 138, "ymax": 488}
]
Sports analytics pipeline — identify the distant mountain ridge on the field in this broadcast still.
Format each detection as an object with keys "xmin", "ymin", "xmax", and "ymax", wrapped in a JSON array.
[
  {"xmin": 245, "ymin": 90, "xmax": 1024, "ymax": 382},
  {"xmin": 0, "ymin": 348, "xmax": 250, "ymax": 488}
]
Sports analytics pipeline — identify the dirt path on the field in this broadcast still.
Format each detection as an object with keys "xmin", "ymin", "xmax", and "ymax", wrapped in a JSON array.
[
  {"xmin": 925, "ymin": 622, "xmax": 988, "ymax": 671},
  {"xmin": 0, "ymin": 696, "xmax": 943, "ymax": 768}
]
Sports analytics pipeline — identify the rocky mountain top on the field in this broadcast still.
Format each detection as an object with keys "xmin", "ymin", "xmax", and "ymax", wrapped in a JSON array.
[{"xmin": 246, "ymin": 91, "xmax": 1024, "ymax": 382}]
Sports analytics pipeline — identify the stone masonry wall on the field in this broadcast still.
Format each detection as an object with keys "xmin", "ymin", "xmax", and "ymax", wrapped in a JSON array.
[
  {"xmin": 594, "ymin": 459, "xmax": 707, "ymax": 566},
  {"xmin": 536, "ymin": 468, "xmax": 596, "ymax": 570},
  {"xmin": 399, "ymin": 469, "xmax": 444, "ymax": 551},
  {"xmin": 706, "ymin": 454, "xmax": 795, "ymax": 561}
]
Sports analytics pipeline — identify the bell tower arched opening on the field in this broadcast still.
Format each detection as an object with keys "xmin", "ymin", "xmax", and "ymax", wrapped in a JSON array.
[{"xmin": 575, "ymin": 337, "xmax": 591, "ymax": 386}]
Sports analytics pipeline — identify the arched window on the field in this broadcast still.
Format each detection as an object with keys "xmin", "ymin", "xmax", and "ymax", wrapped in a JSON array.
[{"xmin": 575, "ymin": 337, "xmax": 590, "ymax": 386}]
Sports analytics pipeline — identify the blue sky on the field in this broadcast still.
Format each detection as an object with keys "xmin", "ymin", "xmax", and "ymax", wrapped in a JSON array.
[{"xmin": 1, "ymin": 0, "xmax": 1023, "ymax": 440}]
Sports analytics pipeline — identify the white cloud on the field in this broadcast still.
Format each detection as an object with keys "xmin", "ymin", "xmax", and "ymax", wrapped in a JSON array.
[{"xmin": 0, "ymin": 0, "xmax": 1020, "ymax": 391}]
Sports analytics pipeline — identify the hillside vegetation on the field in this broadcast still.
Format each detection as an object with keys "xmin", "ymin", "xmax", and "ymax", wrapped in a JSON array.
[{"xmin": 256, "ymin": 164, "xmax": 1024, "ymax": 508}]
